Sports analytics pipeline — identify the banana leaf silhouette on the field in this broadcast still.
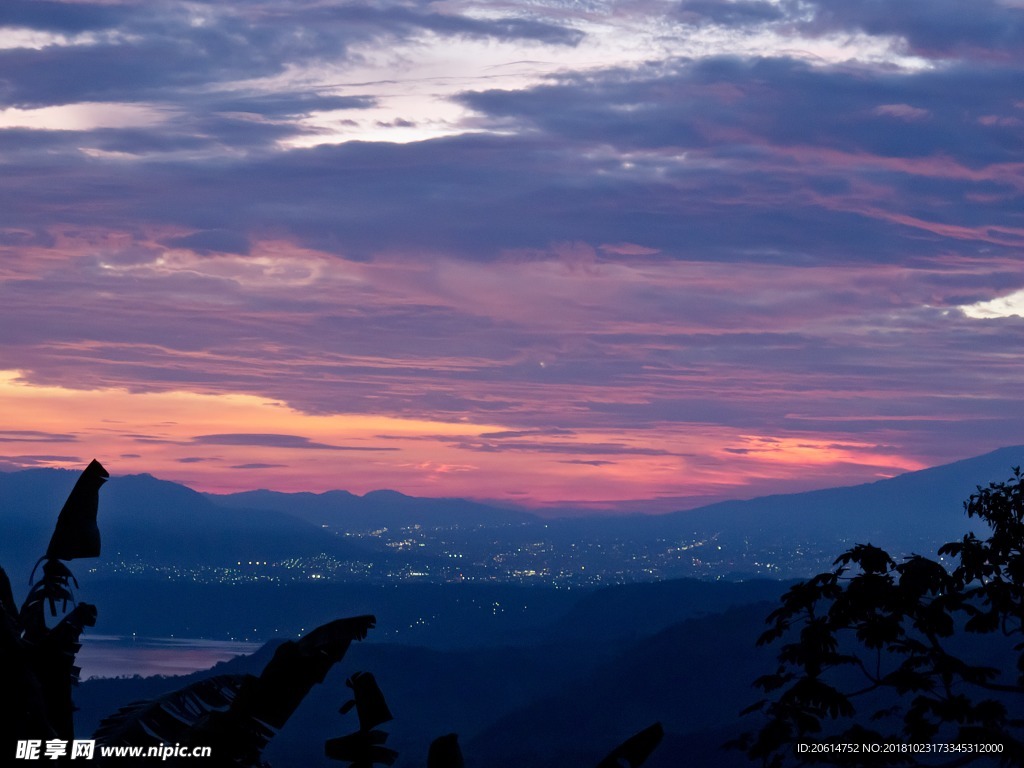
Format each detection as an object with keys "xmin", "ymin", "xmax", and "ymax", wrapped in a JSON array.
[
  {"xmin": 23, "ymin": 459, "xmax": 108, "ymax": 626},
  {"xmin": 326, "ymin": 671, "xmax": 398, "ymax": 767},
  {"xmin": 46, "ymin": 458, "xmax": 108, "ymax": 561},
  {"xmin": 339, "ymin": 671, "xmax": 393, "ymax": 731},
  {"xmin": 94, "ymin": 673, "xmax": 247, "ymax": 745},
  {"xmin": 2, "ymin": 460, "xmax": 107, "ymax": 744},
  {"xmin": 94, "ymin": 615, "xmax": 376, "ymax": 767}
]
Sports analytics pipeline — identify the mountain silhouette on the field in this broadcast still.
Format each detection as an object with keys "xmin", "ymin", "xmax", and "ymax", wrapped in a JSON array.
[
  {"xmin": 4, "ymin": 445, "xmax": 1023, "ymax": 581},
  {"xmin": 207, "ymin": 487, "xmax": 535, "ymax": 529}
]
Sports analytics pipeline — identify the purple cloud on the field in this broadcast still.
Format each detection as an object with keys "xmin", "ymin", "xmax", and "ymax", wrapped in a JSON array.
[
  {"xmin": 0, "ymin": 430, "xmax": 78, "ymax": 443},
  {"xmin": 192, "ymin": 434, "xmax": 399, "ymax": 451}
]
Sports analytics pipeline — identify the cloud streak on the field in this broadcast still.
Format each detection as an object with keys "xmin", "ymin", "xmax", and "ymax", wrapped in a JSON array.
[{"xmin": 192, "ymin": 433, "xmax": 399, "ymax": 451}]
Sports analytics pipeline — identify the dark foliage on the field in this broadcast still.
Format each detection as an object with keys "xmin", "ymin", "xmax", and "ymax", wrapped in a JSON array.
[
  {"xmin": 733, "ymin": 469, "xmax": 1024, "ymax": 766},
  {"xmin": 1, "ymin": 460, "xmax": 107, "ymax": 747}
]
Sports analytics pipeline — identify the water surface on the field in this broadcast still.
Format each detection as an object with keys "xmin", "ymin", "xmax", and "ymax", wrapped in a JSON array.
[{"xmin": 78, "ymin": 634, "xmax": 261, "ymax": 679}]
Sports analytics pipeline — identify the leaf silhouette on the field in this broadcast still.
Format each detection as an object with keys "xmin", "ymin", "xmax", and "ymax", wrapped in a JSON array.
[
  {"xmin": 93, "ymin": 616, "xmax": 376, "ymax": 766},
  {"xmin": 46, "ymin": 459, "xmax": 108, "ymax": 561}
]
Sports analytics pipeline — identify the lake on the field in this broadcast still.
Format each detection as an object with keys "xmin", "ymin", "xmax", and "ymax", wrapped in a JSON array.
[{"xmin": 77, "ymin": 634, "xmax": 262, "ymax": 679}]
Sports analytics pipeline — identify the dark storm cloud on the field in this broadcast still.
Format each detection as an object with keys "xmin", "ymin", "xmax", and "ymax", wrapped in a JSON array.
[
  {"xmin": 446, "ymin": 56, "xmax": 1023, "ymax": 258},
  {"xmin": 0, "ymin": 1, "xmax": 580, "ymax": 108},
  {"xmin": 0, "ymin": 1, "xmax": 123, "ymax": 33},
  {"xmin": 460, "ymin": 55, "xmax": 1023, "ymax": 163},
  {"xmin": 0, "ymin": 3, "xmax": 1016, "ymax": 264},
  {"xmin": 0, "ymin": 38, "xmax": 260, "ymax": 109},
  {"xmin": 673, "ymin": 0, "xmax": 1024, "ymax": 60},
  {"xmin": 164, "ymin": 230, "xmax": 252, "ymax": 256},
  {"xmin": 3, "ymin": 19, "xmax": 1020, "ymax": 263},
  {"xmin": 286, "ymin": 3, "xmax": 584, "ymax": 46},
  {"xmin": 799, "ymin": 0, "xmax": 1024, "ymax": 60},
  {"xmin": 3, "ymin": 124, "xmax": 1012, "ymax": 268},
  {"xmin": 0, "ymin": 1, "xmax": 592, "ymax": 197},
  {"xmin": 677, "ymin": 0, "xmax": 785, "ymax": 26}
]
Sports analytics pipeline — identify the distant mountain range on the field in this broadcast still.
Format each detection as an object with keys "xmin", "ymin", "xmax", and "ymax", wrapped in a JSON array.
[
  {"xmin": 208, "ymin": 486, "xmax": 536, "ymax": 529},
  {"xmin": 2, "ymin": 445, "xmax": 1022, "ymax": 581},
  {"xmin": 204, "ymin": 444, "xmax": 1024, "ymax": 546},
  {"xmin": 556, "ymin": 444, "xmax": 1024, "ymax": 548},
  {"xmin": 0, "ymin": 469, "xmax": 369, "ymax": 577}
]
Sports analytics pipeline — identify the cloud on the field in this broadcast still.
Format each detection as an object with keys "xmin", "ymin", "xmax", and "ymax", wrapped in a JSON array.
[
  {"xmin": 798, "ymin": 0, "xmax": 1024, "ymax": 60},
  {"xmin": 677, "ymin": 1, "xmax": 786, "ymax": 26},
  {"xmin": 0, "ymin": 454, "xmax": 81, "ymax": 466},
  {"xmin": 478, "ymin": 428, "xmax": 576, "ymax": 438},
  {"xmin": 2, "ymin": 12, "xmax": 1020, "ymax": 265},
  {"xmin": 0, "ymin": 2, "xmax": 581, "ymax": 110},
  {"xmin": 164, "ymin": 230, "xmax": 251, "ymax": 256},
  {"xmin": 0, "ymin": 429, "xmax": 78, "ymax": 443},
  {"xmin": 959, "ymin": 289, "xmax": 1024, "ymax": 319},
  {"xmin": 872, "ymin": 104, "xmax": 931, "ymax": 121},
  {"xmin": 0, "ymin": 103, "xmax": 171, "ymax": 131},
  {"xmin": 0, "ymin": 1, "xmax": 123, "ymax": 35},
  {"xmin": 192, "ymin": 433, "xmax": 400, "ymax": 451},
  {"xmin": 450, "ymin": 439, "xmax": 675, "ymax": 457}
]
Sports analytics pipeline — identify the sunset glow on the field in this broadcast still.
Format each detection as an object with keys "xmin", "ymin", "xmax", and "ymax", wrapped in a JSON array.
[{"xmin": 2, "ymin": 1, "xmax": 1022, "ymax": 511}]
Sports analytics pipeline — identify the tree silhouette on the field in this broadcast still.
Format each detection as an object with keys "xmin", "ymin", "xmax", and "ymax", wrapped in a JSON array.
[{"xmin": 734, "ymin": 469, "xmax": 1024, "ymax": 766}]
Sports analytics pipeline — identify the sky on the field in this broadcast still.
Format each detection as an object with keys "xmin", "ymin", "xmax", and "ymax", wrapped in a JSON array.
[{"xmin": 1, "ymin": 0, "xmax": 1023, "ymax": 513}]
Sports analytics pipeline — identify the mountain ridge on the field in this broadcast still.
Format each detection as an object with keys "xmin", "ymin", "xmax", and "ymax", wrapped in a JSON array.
[{"xmin": 3, "ymin": 445, "xmax": 1023, "ymax": 582}]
